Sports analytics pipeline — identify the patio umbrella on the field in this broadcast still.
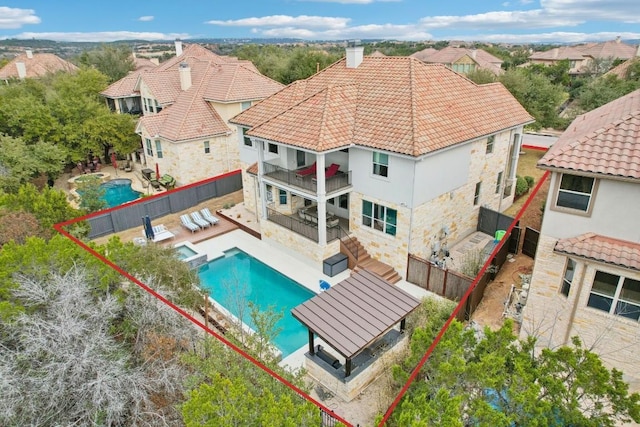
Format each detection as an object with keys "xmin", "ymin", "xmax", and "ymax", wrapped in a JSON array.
[
  {"xmin": 155, "ymin": 162, "xmax": 160, "ymax": 179},
  {"xmin": 143, "ymin": 215, "xmax": 155, "ymax": 240}
]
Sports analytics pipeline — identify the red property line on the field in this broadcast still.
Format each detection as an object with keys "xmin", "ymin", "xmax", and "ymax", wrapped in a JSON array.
[
  {"xmin": 378, "ymin": 170, "xmax": 550, "ymax": 426},
  {"xmin": 55, "ymin": 171, "xmax": 352, "ymax": 427}
]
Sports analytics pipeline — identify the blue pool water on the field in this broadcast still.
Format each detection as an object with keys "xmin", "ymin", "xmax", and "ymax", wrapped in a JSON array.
[
  {"xmin": 100, "ymin": 179, "xmax": 141, "ymax": 207},
  {"xmin": 198, "ymin": 248, "xmax": 315, "ymax": 357}
]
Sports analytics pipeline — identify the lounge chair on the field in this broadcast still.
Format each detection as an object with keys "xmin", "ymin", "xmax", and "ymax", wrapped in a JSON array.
[
  {"xmin": 312, "ymin": 163, "xmax": 340, "ymax": 182},
  {"xmin": 190, "ymin": 211, "xmax": 211, "ymax": 228},
  {"xmin": 180, "ymin": 214, "xmax": 200, "ymax": 233},
  {"xmin": 200, "ymin": 208, "xmax": 220, "ymax": 225},
  {"xmin": 295, "ymin": 162, "xmax": 317, "ymax": 178},
  {"xmin": 141, "ymin": 224, "xmax": 175, "ymax": 243}
]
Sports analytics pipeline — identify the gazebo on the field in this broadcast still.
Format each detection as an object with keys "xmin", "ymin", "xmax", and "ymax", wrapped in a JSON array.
[{"xmin": 292, "ymin": 269, "xmax": 421, "ymax": 400}]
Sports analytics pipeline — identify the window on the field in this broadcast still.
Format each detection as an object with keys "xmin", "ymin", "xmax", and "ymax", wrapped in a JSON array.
[
  {"xmin": 339, "ymin": 194, "xmax": 348, "ymax": 209},
  {"xmin": 241, "ymin": 101, "xmax": 251, "ymax": 110},
  {"xmin": 242, "ymin": 128, "xmax": 252, "ymax": 147},
  {"xmin": 279, "ymin": 189, "xmax": 287, "ymax": 205},
  {"xmin": 362, "ymin": 200, "xmax": 397, "ymax": 236},
  {"xmin": 268, "ymin": 143, "xmax": 279, "ymax": 154},
  {"xmin": 204, "ymin": 141, "xmax": 210, "ymax": 154},
  {"xmin": 473, "ymin": 182, "xmax": 481, "ymax": 206},
  {"xmin": 296, "ymin": 150, "xmax": 305, "ymax": 167},
  {"xmin": 145, "ymin": 138, "xmax": 153, "ymax": 157},
  {"xmin": 556, "ymin": 174, "xmax": 595, "ymax": 212},
  {"xmin": 588, "ymin": 271, "xmax": 640, "ymax": 320},
  {"xmin": 372, "ymin": 152, "xmax": 388, "ymax": 177},
  {"xmin": 486, "ymin": 135, "xmax": 495, "ymax": 154},
  {"xmin": 155, "ymin": 139, "xmax": 163, "ymax": 158},
  {"xmin": 560, "ymin": 259, "xmax": 575, "ymax": 297},
  {"xmin": 495, "ymin": 172, "xmax": 503, "ymax": 194},
  {"xmin": 143, "ymin": 97, "xmax": 149, "ymax": 113},
  {"xmin": 154, "ymin": 99, "xmax": 162, "ymax": 113},
  {"xmin": 265, "ymin": 185, "xmax": 273, "ymax": 202}
]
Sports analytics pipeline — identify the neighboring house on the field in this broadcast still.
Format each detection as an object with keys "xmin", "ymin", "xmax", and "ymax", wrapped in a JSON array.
[
  {"xmin": 604, "ymin": 47, "xmax": 640, "ymax": 79},
  {"xmin": 230, "ymin": 43, "xmax": 533, "ymax": 276},
  {"xmin": 521, "ymin": 89, "xmax": 640, "ymax": 391},
  {"xmin": 528, "ymin": 38, "xmax": 639, "ymax": 76},
  {"xmin": 528, "ymin": 46, "xmax": 590, "ymax": 76},
  {"xmin": 101, "ymin": 40, "xmax": 283, "ymax": 185},
  {"xmin": 0, "ymin": 49, "xmax": 78, "ymax": 83},
  {"xmin": 411, "ymin": 46, "xmax": 504, "ymax": 75}
]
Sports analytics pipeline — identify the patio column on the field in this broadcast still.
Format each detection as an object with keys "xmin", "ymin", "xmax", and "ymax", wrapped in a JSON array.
[
  {"xmin": 256, "ymin": 139, "xmax": 268, "ymax": 220},
  {"xmin": 316, "ymin": 155, "xmax": 327, "ymax": 246},
  {"xmin": 345, "ymin": 358, "xmax": 352, "ymax": 377},
  {"xmin": 308, "ymin": 330, "xmax": 315, "ymax": 355}
]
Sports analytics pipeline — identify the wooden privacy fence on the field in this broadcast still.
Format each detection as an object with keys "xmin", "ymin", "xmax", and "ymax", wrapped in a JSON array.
[{"xmin": 406, "ymin": 232, "xmax": 511, "ymax": 320}]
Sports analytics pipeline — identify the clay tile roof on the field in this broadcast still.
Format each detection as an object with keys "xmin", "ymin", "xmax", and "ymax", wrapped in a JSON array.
[
  {"xmin": 0, "ymin": 52, "xmax": 78, "ymax": 80},
  {"xmin": 232, "ymin": 56, "xmax": 533, "ymax": 156},
  {"xmin": 101, "ymin": 72, "xmax": 141, "ymax": 97},
  {"xmin": 369, "ymin": 50, "xmax": 387, "ymax": 57},
  {"xmin": 246, "ymin": 162, "xmax": 258, "ymax": 175},
  {"xmin": 555, "ymin": 233, "xmax": 640, "ymax": 271},
  {"xmin": 577, "ymin": 39, "xmax": 638, "ymax": 60},
  {"xmin": 529, "ymin": 46, "xmax": 587, "ymax": 61},
  {"xmin": 605, "ymin": 57, "xmax": 639, "ymax": 79},
  {"xmin": 538, "ymin": 89, "xmax": 640, "ymax": 180},
  {"xmin": 410, "ymin": 48, "xmax": 437, "ymax": 61},
  {"xmin": 414, "ymin": 46, "xmax": 504, "ymax": 75},
  {"xmin": 202, "ymin": 63, "xmax": 284, "ymax": 102}
]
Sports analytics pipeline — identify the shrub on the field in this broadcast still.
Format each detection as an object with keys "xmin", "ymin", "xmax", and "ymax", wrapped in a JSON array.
[
  {"xmin": 515, "ymin": 176, "xmax": 529, "ymax": 197},
  {"xmin": 524, "ymin": 175, "xmax": 535, "ymax": 188}
]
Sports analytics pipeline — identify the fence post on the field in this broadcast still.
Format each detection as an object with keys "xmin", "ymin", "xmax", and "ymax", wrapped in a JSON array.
[
  {"xmin": 442, "ymin": 268, "xmax": 448, "ymax": 297},
  {"xmin": 426, "ymin": 262, "xmax": 431, "ymax": 290}
]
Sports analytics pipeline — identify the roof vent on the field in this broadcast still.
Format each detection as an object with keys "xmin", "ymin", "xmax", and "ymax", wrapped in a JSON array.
[
  {"xmin": 16, "ymin": 61, "xmax": 26, "ymax": 79},
  {"xmin": 25, "ymin": 48, "xmax": 33, "ymax": 59}
]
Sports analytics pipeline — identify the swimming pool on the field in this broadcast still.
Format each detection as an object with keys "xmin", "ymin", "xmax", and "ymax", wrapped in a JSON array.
[
  {"xmin": 100, "ymin": 179, "xmax": 141, "ymax": 207},
  {"xmin": 198, "ymin": 248, "xmax": 315, "ymax": 357}
]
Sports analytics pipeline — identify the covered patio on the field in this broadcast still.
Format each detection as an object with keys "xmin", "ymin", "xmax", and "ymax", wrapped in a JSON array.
[{"xmin": 292, "ymin": 269, "xmax": 421, "ymax": 401}]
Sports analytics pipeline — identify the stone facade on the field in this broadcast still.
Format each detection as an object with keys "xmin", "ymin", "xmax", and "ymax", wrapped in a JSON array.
[{"xmin": 522, "ymin": 234, "xmax": 640, "ymax": 392}]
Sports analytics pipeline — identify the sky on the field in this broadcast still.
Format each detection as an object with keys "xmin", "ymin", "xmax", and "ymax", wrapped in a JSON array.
[{"xmin": 0, "ymin": 0, "xmax": 639, "ymax": 44}]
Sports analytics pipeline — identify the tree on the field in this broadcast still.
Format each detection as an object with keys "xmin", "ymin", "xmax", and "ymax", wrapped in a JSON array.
[
  {"xmin": 77, "ymin": 44, "xmax": 135, "ymax": 83},
  {"xmin": 574, "ymin": 74, "xmax": 639, "ymax": 112},
  {"xmin": 75, "ymin": 174, "xmax": 108, "ymax": 212},
  {"xmin": 388, "ymin": 320, "xmax": 640, "ymax": 427},
  {"xmin": 466, "ymin": 68, "xmax": 497, "ymax": 85},
  {"xmin": 0, "ymin": 135, "xmax": 67, "ymax": 192},
  {"xmin": 499, "ymin": 69, "xmax": 567, "ymax": 130}
]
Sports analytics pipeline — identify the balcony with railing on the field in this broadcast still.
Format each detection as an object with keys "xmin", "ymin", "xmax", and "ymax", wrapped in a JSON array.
[
  {"xmin": 267, "ymin": 207, "xmax": 345, "ymax": 243},
  {"xmin": 262, "ymin": 163, "xmax": 351, "ymax": 195}
]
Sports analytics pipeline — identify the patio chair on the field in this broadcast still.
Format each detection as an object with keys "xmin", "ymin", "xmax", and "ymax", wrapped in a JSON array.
[
  {"xmin": 312, "ymin": 163, "xmax": 340, "ymax": 182},
  {"xmin": 180, "ymin": 214, "xmax": 200, "ymax": 233},
  {"xmin": 158, "ymin": 174, "xmax": 176, "ymax": 189},
  {"xmin": 201, "ymin": 208, "xmax": 220, "ymax": 225},
  {"xmin": 295, "ymin": 162, "xmax": 317, "ymax": 178},
  {"xmin": 190, "ymin": 211, "xmax": 212, "ymax": 228},
  {"xmin": 200, "ymin": 208, "xmax": 220, "ymax": 225},
  {"xmin": 140, "ymin": 224, "xmax": 175, "ymax": 243}
]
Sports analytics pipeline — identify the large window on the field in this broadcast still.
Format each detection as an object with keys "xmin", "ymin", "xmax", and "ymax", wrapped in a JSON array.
[
  {"xmin": 279, "ymin": 189, "xmax": 287, "ymax": 205},
  {"xmin": 155, "ymin": 139, "xmax": 163, "ymax": 158},
  {"xmin": 560, "ymin": 259, "xmax": 575, "ymax": 297},
  {"xmin": 556, "ymin": 174, "xmax": 595, "ymax": 212},
  {"xmin": 372, "ymin": 152, "xmax": 388, "ymax": 177},
  {"xmin": 204, "ymin": 141, "xmax": 210, "ymax": 154},
  {"xmin": 145, "ymin": 138, "xmax": 153, "ymax": 157},
  {"xmin": 268, "ymin": 143, "xmax": 279, "ymax": 154},
  {"xmin": 362, "ymin": 200, "xmax": 397, "ymax": 236},
  {"xmin": 495, "ymin": 171, "xmax": 503, "ymax": 194},
  {"xmin": 588, "ymin": 271, "xmax": 640, "ymax": 320}
]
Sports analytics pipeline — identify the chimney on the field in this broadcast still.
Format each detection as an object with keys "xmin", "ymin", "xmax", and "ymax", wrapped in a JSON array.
[
  {"xmin": 25, "ymin": 48, "xmax": 33, "ymax": 59},
  {"xmin": 16, "ymin": 62, "xmax": 26, "ymax": 79},
  {"xmin": 150, "ymin": 57, "xmax": 159, "ymax": 65},
  {"xmin": 175, "ymin": 38, "xmax": 183, "ymax": 56},
  {"xmin": 616, "ymin": 36, "xmax": 621, "ymax": 44},
  {"xmin": 179, "ymin": 62, "xmax": 191, "ymax": 90},
  {"xmin": 346, "ymin": 40, "xmax": 364, "ymax": 68},
  {"xmin": 470, "ymin": 49, "xmax": 477, "ymax": 59}
]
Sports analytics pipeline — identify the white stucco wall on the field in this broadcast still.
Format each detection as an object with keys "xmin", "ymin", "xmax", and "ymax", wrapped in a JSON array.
[{"xmin": 541, "ymin": 173, "xmax": 640, "ymax": 242}]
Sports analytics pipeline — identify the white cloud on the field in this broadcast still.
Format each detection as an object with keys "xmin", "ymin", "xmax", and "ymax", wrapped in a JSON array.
[
  {"xmin": 420, "ymin": 10, "xmax": 583, "ymax": 30},
  {"xmin": 541, "ymin": 0, "xmax": 640, "ymax": 23},
  {"xmin": 452, "ymin": 31, "xmax": 640, "ymax": 44},
  {"xmin": 0, "ymin": 7, "xmax": 41, "ymax": 29},
  {"xmin": 138, "ymin": 16, "xmax": 154, "ymax": 22},
  {"xmin": 206, "ymin": 15, "xmax": 350, "ymax": 29},
  {"xmin": 0, "ymin": 31, "xmax": 190, "ymax": 42}
]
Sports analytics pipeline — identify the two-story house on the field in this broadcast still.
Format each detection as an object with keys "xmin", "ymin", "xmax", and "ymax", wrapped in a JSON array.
[
  {"xmin": 101, "ymin": 40, "xmax": 283, "ymax": 185},
  {"xmin": 230, "ymin": 43, "xmax": 533, "ymax": 278},
  {"xmin": 0, "ymin": 49, "xmax": 77, "ymax": 83},
  {"xmin": 521, "ymin": 89, "xmax": 640, "ymax": 390}
]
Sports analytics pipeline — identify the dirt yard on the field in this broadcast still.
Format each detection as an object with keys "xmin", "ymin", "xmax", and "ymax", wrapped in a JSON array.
[{"xmin": 471, "ymin": 148, "xmax": 549, "ymax": 331}]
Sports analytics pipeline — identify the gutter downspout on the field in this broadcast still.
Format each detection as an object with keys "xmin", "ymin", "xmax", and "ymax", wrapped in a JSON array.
[{"xmin": 562, "ymin": 258, "xmax": 588, "ymax": 345}]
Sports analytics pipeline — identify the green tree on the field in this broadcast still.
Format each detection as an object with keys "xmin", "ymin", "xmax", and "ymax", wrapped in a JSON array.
[
  {"xmin": 77, "ymin": 44, "xmax": 135, "ymax": 83},
  {"xmin": 499, "ymin": 69, "xmax": 567, "ymax": 130},
  {"xmin": 466, "ymin": 68, "xmax": 497, "ymax": 85},
  {"xmin": 388, "ymin": 320, "xmax": 640, "ymax": 427},
  {"xmin": 575, "ymin": 74, "xmax": 639, "ymax": 112},
  {"xmin": 75, "ymin": 174, "xmax": 107, "ymax": 212},
  {"xmin": 0, "ymin": 135, "xmax": 67, "ymax": 192}
]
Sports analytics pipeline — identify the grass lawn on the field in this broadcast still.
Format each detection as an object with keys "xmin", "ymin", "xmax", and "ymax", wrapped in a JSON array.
[{"xmin": 504, "ymin": 147, "xmax": 547, "ymax": 218}]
